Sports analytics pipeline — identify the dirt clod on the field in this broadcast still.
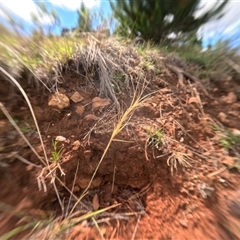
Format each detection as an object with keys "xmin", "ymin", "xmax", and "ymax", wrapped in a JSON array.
[
  {"xmin": 55, "ymin": 136, "xmax": 66, "ymax": 141},
  {"xmin": 70, "ymin": 91, "xmax": 84, "ymax": 103},
  {"xmin": 218, "ymin": 112, "xmax": 228, "ymax": 124},
  {"xmin": 83, "ymin": 114, "xmax": 99, "ymax": 125},
  {"xmin": 77, "ymin": 176, "xmax": 103, "ymax": 189},
  {"xmin": 48, "ymin": 92, "xmax": 70, "ymax": 110},
  {"xmin": 221, "ymin": 92, "xmax": 237, "ymax": 104},
  {"xmin": 75, "ymin": 105, "xmax": 85, "ymax": 115},
  {"xmin": 92, "ymin": 97, "xmax": 111, "ymax": 113}
]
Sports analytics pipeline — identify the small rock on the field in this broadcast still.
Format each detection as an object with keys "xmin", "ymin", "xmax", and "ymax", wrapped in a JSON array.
[
  {"xmin": 221, "ymin": 92, "xmax": 237, "ymax": 104},
  {"xmin": 232, "ymin": 103, "xmax": 240, "ymax": 109},
  {"xmin": 75, "ymin": 106, "xmax": 85, "ymax": 115},
  {"xmin": 135, "ymin": 103, "xmax": 158, "ymax": 118},
  {"xmin": 58, "ymin": 88, "xmax": 66, "ymax": 94},
  {"xmin": 73, "ymin": 185, "xmax": 80, "ymax": 192},
  {"xmin": 180, "ymin": 188, "xmax": 189, "ymax": 197},
  {"xmin": 179, "ymin": 218, "xmax": 188, "ymax": 228},
  {"xmin": 70, "ymin": 91, "xmax": 84, "ymax": 103},
  {"xmin": 92, "ymin": 97, "xmax": 111, "ymax": 112},
  {"xmin": 188, "ymin": 97, "xmax": 200, "ymax": 104},
  {"xmin": 219, "ymin": 178, "xmax": 226, "ymax": 183},
  {"xmin": 160, "ymin": 88, "xmax": 172, "ymax": 94},
  {"xmin": 72, "ymin": 140, "xmax": 81, "ymax": 150},
  {"xmin": 152, "ymin": 103, "xmax": 157, "ymax": 107},
  {"xmin": 84, "ymin": 150, "xmax": 92, "ymax": 161},
  {"xmin": 179, "ymin": 200, "xmax": 189, "ymax": 210},
  {"xmin": 48, "ymin": 92, "xmax": 70, "ymax": 110},
  {"xmin": 189, "ymin": 184, "xmax": 195, "ymax": 194},
  {"xmin": 222, "ymin": 156, "xmax": 235, "ymax": 167},
  {"xmin": 83, "ymin": 114, "xmax": 99, "ymax": 126},
  {"xmin": 55, "ymin": 136, "xmax": 66, "ymax": 142},
  {"xmin": 217, "ymin": 112, "xmax": 228, "ymax": 124},
  {"xmin": 77, "ymin": 176, "xmax": 103, "ymax": 189},
  {"xmin": 92, "ymin": 194, "xmax": 100, "ymax": 210},
  {"xmin": 228, "ymin": 111, "xmax": 239, "ymax": 117},
  {"xmin": 232, "ymin": 129, "xmax": 240, "ymax": 136}
]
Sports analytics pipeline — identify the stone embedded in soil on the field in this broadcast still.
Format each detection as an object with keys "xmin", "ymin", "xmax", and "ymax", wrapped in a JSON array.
[
  {"xmin": 70, "ymin": 91, "xmax": 84, "ymax": 103},
  {"xmin": 179, "ymin": 218, "xmax": 188, "ymax": 228},
  {"xmin": 221, "ymin": 92, "xmax": 237, "ymax": 104},
  {"xmin": 92, "ymin": 194, "xmax": 100, "ymax": 210},
  {"xmin": 73, "ymin": 185, "xmax": 80, "ymax": 192},
  {"xmin": 217, "ymin": 112, "xmax": 228, "ymax": 124},
  {"xmin": 228, "ymin": 111, "xmax": 239, "ymax": 117},
  {"xmin": 135, "ymin": 103, "xmax": 158, "ymax": 118},
  {"xmin": 83, "ymin": 114, "xmax": 99, "ymax": 126},
  {"xmin": 232, "ymin": 102, "xmax": 240, "ymax": 109},
  {"xmin": 48, "ymin": 92, "xmax": 70, "ymax": 110},
  {"xmin": 55, "ymin": 136, "xmax": 66, "ymax": 142},
  {"xmin": 188, "ymin": 97, "xmax": 200, "ymax": 104},
  {"xmin": 72, "ymin": 140, "xmax": 81, "ymax": 150},
  {"xmin": 160, "ymin": 88, "xmax": 172, "ymax": 94},
  {"xmin": 232, "ymin": 129, "xmax": 240, "ymax": 136},
  {"xmin": 221, "ymin": 156, "xmax": 235, "ymax": 167},
  {"xmin": 77, "ymin": 176, "xmax": 102, "ymax": 189},
  {"xmin": 75, "ymin": 105, "xmax": 85, "ymax": 115},
  {"xmin": 92, "ymin": 97, "xmax": 111, "ymax": 112}
]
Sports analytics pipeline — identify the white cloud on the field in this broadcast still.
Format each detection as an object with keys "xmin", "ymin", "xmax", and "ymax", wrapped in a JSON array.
[
  {"xmin": 0, "ymin": 7, "xmax": 4, "ymax": 18},
  {"xmin": 0, "ymin": 0, "xmax": 52, "ymax": 24},
  {"xmin": 0, "ymin": 0, "xmax": 99, "ymax": 25},
  {"xmin": 49, "ymin": 0, "xmax": 100, "ymax": 10},
  {"xmin": 197, "ymin": 1, "xmax": 240, "ymax": 41},
  {"xmin": 194, "ymin": 1, "xmax": 217, "ymax": 19}
]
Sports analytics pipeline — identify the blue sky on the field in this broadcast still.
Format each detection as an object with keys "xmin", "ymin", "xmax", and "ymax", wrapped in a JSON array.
[
  {"xmin": 0, "ymin": 0, "xmax": 240, "ymax": 49},
  {"xmin": 0, "ymin": 0, "xmax": 112, "ymax": 35}
]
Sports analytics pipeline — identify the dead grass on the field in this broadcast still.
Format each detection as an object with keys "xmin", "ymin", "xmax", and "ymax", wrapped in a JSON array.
[
  {"xmin": 0, "ymin": 35, "xmax": 154, "ymax": 239},
  {"xmin": 1, "ymin": 31, "xmax": 240, "ymax": 239}
]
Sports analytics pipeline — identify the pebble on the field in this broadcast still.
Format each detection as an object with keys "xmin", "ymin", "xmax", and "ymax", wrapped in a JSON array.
[{"xmin": 217, "ymin": 112, "xmax": 228, "ymax": 124}]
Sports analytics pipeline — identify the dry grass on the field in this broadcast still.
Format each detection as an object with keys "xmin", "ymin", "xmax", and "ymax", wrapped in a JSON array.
[
  {"xmin": 2, "ymin": 32, "xmax": 239, "ymax": 239},
  {"xmin": 70, "ymin": 78, "xmax": 151, "ymax": 215},
  {"xmin": 0, "ymin": 36, "xmax": 153, "ymax": 239}
]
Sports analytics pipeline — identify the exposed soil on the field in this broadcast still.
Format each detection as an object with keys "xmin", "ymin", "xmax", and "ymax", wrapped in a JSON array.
[{"xmin": 0, "ymin": 47, "xmax": 240, "ymax": 240}]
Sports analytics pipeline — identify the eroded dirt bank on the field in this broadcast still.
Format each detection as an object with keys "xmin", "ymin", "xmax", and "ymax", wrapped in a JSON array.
[{"xmin": 0, "ymin": 39, "xmax": 240, "ymax": 239}]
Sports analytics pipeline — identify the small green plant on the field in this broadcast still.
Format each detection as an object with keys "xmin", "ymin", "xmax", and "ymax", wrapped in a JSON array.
[
  {"xmin": 113, "ymin": 73, "xmax": 125, "ymax": 80},
  {"xmin": 147, "ymin": 128, "xmax": 164, "ymax": 149},
  {"xmin": 19, "ymin": 125, "xmax": 31, "ymax": 133},
  {"xmin": 211, "ymin": 123, "xmax": 221, "ymax": 132},
  {"xmin": 11, "ymin": 118, "xmax": 35, "ymax": 134},
  {"xmin": 51, "ymin": 140, "xmax": 63, "ymax": 162},
  {"xmin": 220, "ymin": 130, "xmax": 240, "ymax": 151},
  {"xmin": 220, "ymin": 138, "xmax": 232, "ymax": 150}
]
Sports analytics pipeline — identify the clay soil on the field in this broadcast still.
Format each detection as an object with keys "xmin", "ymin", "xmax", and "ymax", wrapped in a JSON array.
[{"xmin": 0, "ymin": 51, "xmax": 240, "ymax": 240}]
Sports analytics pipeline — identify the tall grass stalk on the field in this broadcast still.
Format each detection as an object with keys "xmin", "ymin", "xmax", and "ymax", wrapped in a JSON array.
[
  {"xmin": 0, "ymin": 102, "xmax": 44, "ymax": 165},
  {"xmin": 70, "ymin": 79, "xmax": 152, "ymax": 215},
  {"xmin": 0, "ymin": 67, "xmax": 48, "ymax": 166},
  {"xmin": 0, "ymin": 41, "xmax": 51, "ymax": 91}
]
